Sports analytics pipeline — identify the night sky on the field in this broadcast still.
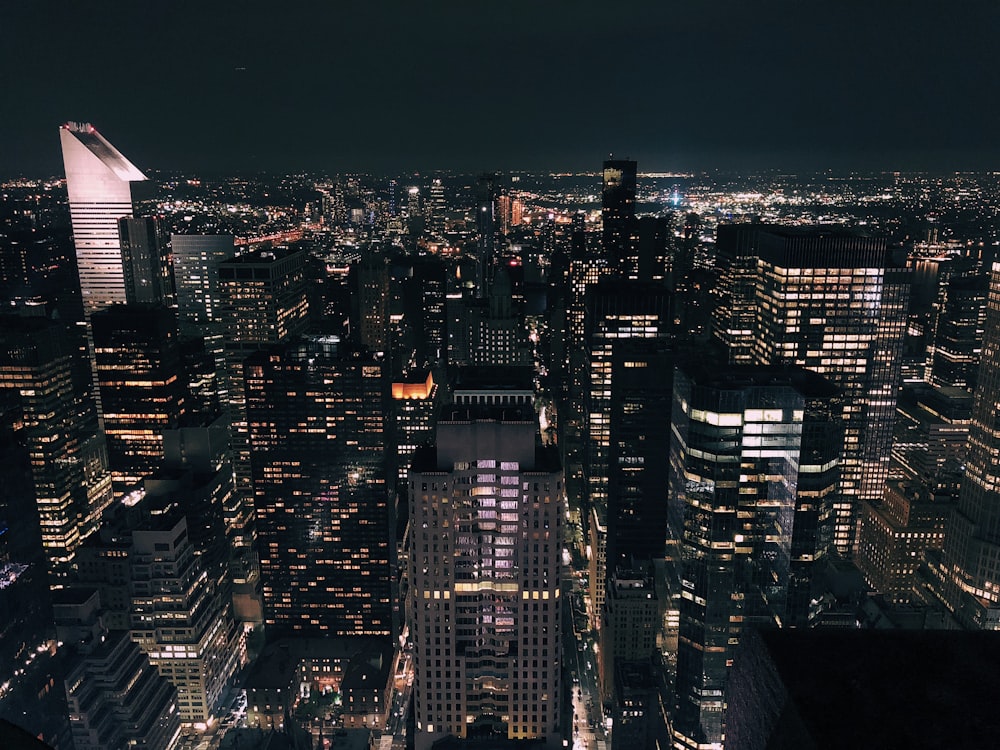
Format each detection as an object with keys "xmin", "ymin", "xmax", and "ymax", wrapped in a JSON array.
[{"xmin": 3, "ymin": 0, "xmax": 1000, "ymax": 176}]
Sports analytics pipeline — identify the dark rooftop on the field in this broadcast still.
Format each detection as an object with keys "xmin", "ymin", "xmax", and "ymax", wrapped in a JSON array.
[{"xmin": 728, "ymin": 627, "xmax": 1000, "ymax": 750}]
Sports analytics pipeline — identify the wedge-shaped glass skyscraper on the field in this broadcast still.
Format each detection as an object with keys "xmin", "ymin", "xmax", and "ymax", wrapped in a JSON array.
[{"xmin": 59, "ymin": 122, "xmax": 146, "ymax": 315}]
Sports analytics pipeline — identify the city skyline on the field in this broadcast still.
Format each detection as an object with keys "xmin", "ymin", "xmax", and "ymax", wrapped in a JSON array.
[
  {"xmin": 12, "ymin": 78, "xmax": 1000, "ymax": 749},
  {"xmin": 4, "ymin": 1, "xmax": 1000, "ymax": 177}
]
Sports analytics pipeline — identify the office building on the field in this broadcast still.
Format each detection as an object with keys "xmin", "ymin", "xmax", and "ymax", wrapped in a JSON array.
[
  {"xmin": 890, "ymin": 384, "xmax": 972, "ymax": 482},
  {"xmin": 668, "ymin": 363, "xmax": 841, "ymax": 748},
  {"xmin": 75, "ymin": 496, "xmax": 244, "ymax": 726},
  {"xmin": 928, "ymin": 272, "xmax": 988, "ymax": 391},
  {"xmin": 714, "ymin": 224, "xmax": 910, "ymax": 554},
  {"xmin": 0, "ymin": 315, "xmax": 112, "ymax": 577},
  {"xmin": 926, "ymin": 263, "xmax": 1000, "ymax": 628},
  {"xmin": 584, "ymin": 282, "xmax": 670, "ymax": 618},
  {"xmin": 625, "ymin": 215, "xmax": 671, "ymax": 283},
  {"xmin": 408, "ymin": 402, "xmax": 564, "ymax": 749},
  {"xmin": 466, "ymin": 267, "xmax": 532, "ymax": 367},
  {"xmin": 59, "ymin": 122, "xmax": 146, "ymax": 316},
  {"xmin": 475, "ymin": 174, "xmax": 496, "ymax": 297},
  {"xmin": 129, "ymin": 509, "xmax": 245, "ymax": 725},
  {"xmin": 599, "ymin": 568, "xmax": 658, "ymax": 703},
  {"xmin": 601, "ymin": 159, "xmax": 637, "ymax": 271},
  {"xmin": 118, "ymin": 217, "xmax": 171, "ymax": 306},
  {"xmin": 604, "ymin": 340, "xmax": 673, "ymax": 580},
  {"xmin": 55, "ymin": 587, "xmax": 182, "ymax": 750},
  {"xmin": 857, "ymin": 479, "xmax": 954, "ymax": 605},
  {"xmin": 390, "ymin": 369, "xmax": 440, "ymax": 490},
  {"xmin": 0, "ymin": 399, "xmax": 70, "ymax": 750},
  {"xmin": 350, "ymin": 246, "xmax": 389, "ymax": 352},
  {"xmin": 245, "ymin": 336, "xmax": 392, "ymax": 637},
  {"xmin": 171, "ymin": 233, "xmax": 236, "ymax": 333},
  {"xmin": 217, "ymin": 246, "xmax": 309, "ymax": 591},
  {"xmin": 91, "ymin": 305, "xmax": 186, "ymax": 494}
]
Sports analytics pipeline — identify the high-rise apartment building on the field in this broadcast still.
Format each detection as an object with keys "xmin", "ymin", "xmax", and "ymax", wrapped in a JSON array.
[
  {"xmin": 245, "ymin": 336, "xmax": 392, "ymax": 637},
  {"xmin": 714, "ymin": 224, "xmax": 910, "ymax": 554},
  {"xmin": 59, "ymin": 122, "xmax": 146, "ymax": 316},
  {"xmin": 668, "ymin": 363, "xmax": 841, "ymax": 748},
  {"xmin": 91, "ymin": 304, "xmax": 186, "ymax": 493},
  {"xmin": 408, "ymin": 402, "xmax": 564, "ymax": 750}
]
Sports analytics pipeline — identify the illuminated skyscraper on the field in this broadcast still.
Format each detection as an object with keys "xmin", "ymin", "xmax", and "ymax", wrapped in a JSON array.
[
  {"xmin": 170, "ymin": 233, "xmax": 236, "ymax": 334},
  {"xmin": 668, "ymin": 363, "xmax": 841, "ymax": 748},
  {"xmin": 0, "ymin": 315, "xmax": 112, "ymax": 578},
  {"xmin": 390, "ymin": 369, "xmax": 439, "ymax": 490},
  {"xmin": 584, "ymin": 281, "xmax": 670, "ymax": 617},
  {"xmin": 429, "ymin": 177, "xmax": 447, "ymax": 234},
  {"xmin": 714, "ymin": 224, "xmax": 910, "ymax": 554},
  {"xmin": 927, "ymin": 263, "xmax": 1000, "ymax": 628},
  {"xmin": 217, "ymin": 246, "xmax": 309, "ymax": 597},
  {"xmin": 929, "ymin": 273, "xmax": 988, "ymax": 391},
  {"xmin": 245, "ymin": 336, "xmax": 392, "ymax": 637},
  {"xmin": 59, "ymin": 122, "xmax": 146, "ymax": 316},
  {"xmin": 128, "ymin": 509, "xmax": 245, "ymax": 725},
  {"xmin": 91, "ymin": 305, "xmax": 186, "ymax": 493},
  {"xmin": 408, "ymin": 401, "xmax": 564, "ymax": 750}
]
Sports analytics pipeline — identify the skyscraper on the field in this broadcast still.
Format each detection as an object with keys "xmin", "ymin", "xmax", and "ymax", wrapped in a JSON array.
[
  {"xmin": 118, "ymin": 217, "xmax": 171, "ymax": 306},
  {"xmin": 927, "ymin": 263, "xmax": 1000, "ymax": 628},
  {"xmin": 928, "ymin": 273, "xmax": 988, "ymax": 391},
  {"xmin": 0, "ymin": 315, "xmax": 112, "ymax": 577},
  {"xmin": 475, "ymin": 174, "xmax": 497, "ymax": 297},
  {"xmin": 91, "ymin": 305, "xmax": 186, "ymax": 493},
  {"xmin": 245, "ymin": 336, "xmax": 392, "ymax": 637},
  {"xmin": 217, "ymin": 246, "xmax": 309, "ymax": 601},
  {"xmin": 584, "ymin": 281, "xmax": 671, "ymax": 617},
  {"xmin": 601, "ymin": 159, "xmax": 637, "ymax": 270},
  {"xmin": 170, "ymin": 233, "xmax": 236, "ymax": 334},
  {"xmin": 59, "ymin": 122, "xmax": 146, "ymax": 316},
  {"xmin": 408, "ymin": 400, "xmax": 564, "ymax": 749},
  {"xmin": 668, "ymin": 362, "xmax": 841, "ymax": 748},
  {"xmin": 715, "ymin": 224, "xmax": 910, "ymax": 554}
]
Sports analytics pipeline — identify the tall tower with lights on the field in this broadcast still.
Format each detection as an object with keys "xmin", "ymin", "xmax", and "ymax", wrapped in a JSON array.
[
  {"xmin": 59, "ymin": 122, "xmax": 146, "ymax": 316},
  {"xmin": 409, "ymin": 397, "xmax": 564, "ymax": 750}
]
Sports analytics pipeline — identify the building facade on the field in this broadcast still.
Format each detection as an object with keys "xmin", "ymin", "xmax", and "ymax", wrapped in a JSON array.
[{"xmin": 408, "ymin": 403, "xmax": 564, "ymax": 749}]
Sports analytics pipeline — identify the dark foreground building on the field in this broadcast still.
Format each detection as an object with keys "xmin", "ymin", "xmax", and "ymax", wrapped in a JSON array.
[{"xmin": 727, "ymin": 627, "xmax": 1000, "ymax": 750}]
